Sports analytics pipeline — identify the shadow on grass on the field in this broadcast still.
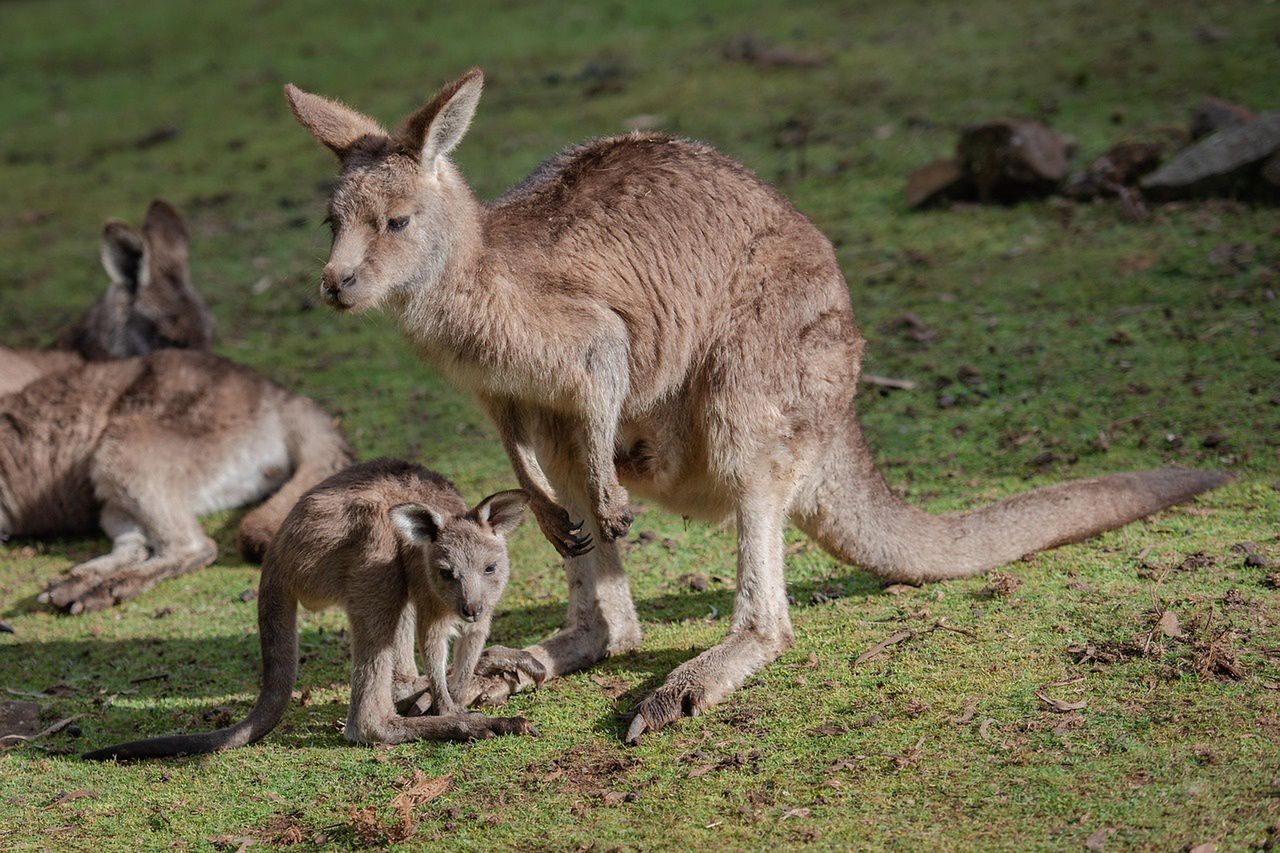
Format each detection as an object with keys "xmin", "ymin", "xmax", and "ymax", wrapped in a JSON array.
[{"xmin": 0, "ymin": 564, "xmax": 886, "ymax": 756}]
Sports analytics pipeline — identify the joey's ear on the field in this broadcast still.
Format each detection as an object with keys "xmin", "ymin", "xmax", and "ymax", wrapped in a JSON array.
[
  {"xmin": 100, "ymin": 220, "xmax": 146, "ymax": 293},
  {"xmin": 284, "ymin": 84, "xmax": 389, "ymax": 160},
  {"xmin": 474, "ymin": 489, "xmax": 528, "ymax": 537},
  {"xmin": 390, "ymin": 503, "xmax": 445, "ymax": 543},
  {"xmin": 141, "ymin": 199, "xmax": 190, "ymax": 266},
  {"xmin": 396, "ymin": 68, "xmax": 484, "ymax": 166}
]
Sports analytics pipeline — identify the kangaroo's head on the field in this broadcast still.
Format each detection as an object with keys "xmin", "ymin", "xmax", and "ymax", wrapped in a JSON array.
[
  {"xmin": 59, "ymin": 199, "xmax": 215, "ymax": 360},
  {"xmin": 284, "ymin": 69, "xmax": 484, "ymax": 314},
  {"xmin": 390, "ymin": 488, "xmax": 527, "ymax": 623}
]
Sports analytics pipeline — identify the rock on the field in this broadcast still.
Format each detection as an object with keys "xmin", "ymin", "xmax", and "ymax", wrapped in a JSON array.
[
  {"xmin": 906, "ymin": 158, "xmax": 973, "ymax": 208},
  {"xmin": 0, "ymin": 700, "xmax": 40, "ymax": 741},
  {"xmin": 957, "ymin": 119, "xmax": 1069, "ymax": 203},
  {"xmin": 1262, "ymin": 150, "xmax": 1280, "ymax": 191},
  {"xmin": 1141, "ymin": 112, "xmax": 1280, "ymax": 200},
  {"xmin": 1063, "ymin": 141, "xmax": 1166, "ymax": 199},
  {"xmin": 1190, "ymin": 96, "xmax": 1255, "ymax": 140}
]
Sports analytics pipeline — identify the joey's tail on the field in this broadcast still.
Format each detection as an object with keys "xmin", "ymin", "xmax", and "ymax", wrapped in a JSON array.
[
  {"xmin": 236, "ymin": 397, "xmax": 353, "ymax": 562},
  {"xmin": 794, "ymin": 415, "xmax": 1231, "ymax": 585},
  {"xmin": 82, "ymin": 577, "xmax": 297, "ymax": 761}
]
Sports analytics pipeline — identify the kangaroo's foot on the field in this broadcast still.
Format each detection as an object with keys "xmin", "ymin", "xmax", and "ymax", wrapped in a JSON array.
[
  {"xmin": 357, "ymin": 711, "xmax": 536, "ymax": 744},
  {"xmin": 530, "ymin": 497, "xmax": 594, "ymax": 558},
  {"xmin": 465, "ymin": 645, "xmax": 549, "ymax": 707},
  {"xmin": 624, "ymin": 629, "xmax": 790, "ymax": 744},
  {"xmin": 40, "ymin": 538, "xmax": 217, "ymax": 614}
]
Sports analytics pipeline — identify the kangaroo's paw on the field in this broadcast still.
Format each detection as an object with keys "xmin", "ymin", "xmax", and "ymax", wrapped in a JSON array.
[
  {"xmin": 466, "ymin": 646, "xmax": 547, "ymax": 707},
  {"xmin": 531, "ymin": 498, "xmax": 594, "ymax": 558},
  {"xmin": 594, "ymin": 486, "xmax": 634, "ymax": 542},
  {"xmin": 392, "ymin": 674, "xmax": 436, "ymax": 716}
]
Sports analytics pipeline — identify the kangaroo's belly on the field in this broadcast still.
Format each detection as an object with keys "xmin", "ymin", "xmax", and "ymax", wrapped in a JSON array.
[{"xmin": 191, "ymin": 411, "xmax": 292, "ymax": 516}]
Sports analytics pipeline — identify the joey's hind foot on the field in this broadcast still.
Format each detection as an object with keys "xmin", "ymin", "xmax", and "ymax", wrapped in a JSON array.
[
  {"xmin": 531, "ymin": 499, "xmax": 593, "ymax": 558},
  {"xmin": 466, "ymin": 646, "xmax": 547, "ymax": 707}
]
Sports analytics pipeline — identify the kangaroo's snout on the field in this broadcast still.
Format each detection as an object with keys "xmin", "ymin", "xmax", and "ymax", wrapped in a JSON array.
[
  {"xmin": 459, "ymin": 602, "xmax": 483, "ymax": 622},
  {"xmin": 321, "ymin": 266, "xmax": 358, "ymax": 307}
]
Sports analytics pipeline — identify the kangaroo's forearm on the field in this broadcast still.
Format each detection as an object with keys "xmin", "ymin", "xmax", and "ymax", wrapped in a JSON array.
[{"xmin": 483, "ymin": 397, "xmax": 559, "ymax": 504}]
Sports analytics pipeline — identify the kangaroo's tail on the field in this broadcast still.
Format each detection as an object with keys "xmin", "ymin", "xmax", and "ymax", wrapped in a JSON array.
[
  {"xmin": 793, "ymin": 415, "xmax": 1231, "ymax": 585},
  {"xmin": 236, "ymin": 396, "xmax": 352, "ymax": 563},
  {"xmin": 82, "ymin": 576, "xmax": 298, "ymax": 761}
]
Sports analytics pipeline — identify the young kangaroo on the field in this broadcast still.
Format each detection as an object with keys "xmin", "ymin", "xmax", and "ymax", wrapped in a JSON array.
[
  {"xmin": 285, "ymin": 70, "xmax": 1230, "ymax": 742},
  {"xmin": 0, "ymin": 199, "xmax": 214, "ymax": 396},
  {"xmin": 83, "ymin": 460, "xmax": 540, "ymax": 760},
  {"xmin": 6, "ymin": 348, "xmax": 353, "ymax": 613}
]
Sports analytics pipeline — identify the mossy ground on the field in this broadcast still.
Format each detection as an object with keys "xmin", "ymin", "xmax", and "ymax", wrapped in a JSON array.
[{"xmin": 0, "ymin": 0, "xmax": 1277, "ymax": 849}]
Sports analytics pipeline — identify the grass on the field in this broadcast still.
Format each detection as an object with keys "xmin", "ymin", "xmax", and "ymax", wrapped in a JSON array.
[{"xmin": 1, "ymin": 0, "xmax": 1278, "ymax": 848}]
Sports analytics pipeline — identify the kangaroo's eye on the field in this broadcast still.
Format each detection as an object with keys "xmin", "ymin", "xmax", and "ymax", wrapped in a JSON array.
[
  {"xmin": 387, "ymin": 215, "xmax": 410, "ymax": 233},
  {"xmin": 439, "ymin": 567, "xmax": 455, "ymax": 581},
  {"xmin": 484, "ymin": 564, "xmax": 497, "ymax": 575}
]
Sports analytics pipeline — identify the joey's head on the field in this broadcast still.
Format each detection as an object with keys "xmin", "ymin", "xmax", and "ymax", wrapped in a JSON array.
[
  {"xmin": 284, "ymin": 69, "xmax": 485, "ymax": 314},
  {"xmin": 390, "ymin": 489, "xmax": 527, "ymax": 623},
  {"xmin": 62, "ymin": 199, "xmax": 215, "ymax": 360}
]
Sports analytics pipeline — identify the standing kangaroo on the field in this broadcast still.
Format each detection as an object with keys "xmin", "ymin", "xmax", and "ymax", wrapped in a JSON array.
[
  {"xmin": 83, "ymin": 460, "xmax": 538, "ymax": 760},
  {"xmin": 285, "ymin": 70, "xmax": 1228, "ymax": 741},
  {"xmin": 0, "ymin": 199, "xmax": 214, "ymax": 396}
]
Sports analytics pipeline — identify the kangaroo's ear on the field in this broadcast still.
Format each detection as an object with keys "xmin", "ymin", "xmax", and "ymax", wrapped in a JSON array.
[
  {"xmin": 390, "ymin": 503, "xmax": 445, "ymax": 543},
  {"xmin": 141, "ymin": 199, "xmax": 190, "ymax": 268},
  {"xmin": 100, "ymin": 220, "xmax": 146, "ymax": 294},
  {"xmin": 396, "ymin": 68, "xmax": 484, "ymax": 167},
  {"xmin": 284, "ymin": 84, "xmax": 388, "ymax": 160},
  {"xmin": 473, "ymin": 489, "xmax": 528, "ymax": 537}
]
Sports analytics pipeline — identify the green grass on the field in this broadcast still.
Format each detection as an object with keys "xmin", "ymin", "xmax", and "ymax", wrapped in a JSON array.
[{"xmin": 1, "ymin": 0, "xmax": 1278, "ymax": 849}]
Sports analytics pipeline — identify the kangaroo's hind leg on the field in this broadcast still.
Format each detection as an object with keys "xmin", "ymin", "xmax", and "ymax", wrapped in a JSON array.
[{"xmin": 41, "ymin": 425, "xmax": 217, "ymax": 613}]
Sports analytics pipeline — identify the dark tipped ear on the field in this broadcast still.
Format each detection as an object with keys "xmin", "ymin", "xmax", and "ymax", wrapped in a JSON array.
[
  {"xmin": 284, "ymin": 83, "xmax": 389, "ymax": 160},
  {"xmin": 141, "ymin": 199, "xmax": 189, "ymax": 264},
  {"xmin": 396, "ymin": 68, "xmax": 484, "ymax": 166},
  {"xmin": 390, "ymin": 503, "xmax": 445, "ymax": 543},
  {"xmin": 474, "ymin": 489, "xmax": 528, "ymax": 537},
  {"xmin": 100, "ymin": 220, "xmax": 146, "ymax": 293}
]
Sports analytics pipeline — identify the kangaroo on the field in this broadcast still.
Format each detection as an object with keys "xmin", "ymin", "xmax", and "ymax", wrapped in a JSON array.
[
  {"xmin": 83, "ymin": 459, "xmax": 540, "ymax": 760},
  {"xmin": 4, "ymin": 347, "xmax": 353, "ymax": 613},
  {"xmin": 0, "ymin": 199, "xmax": 214, "ymax": 396},
  {"xmin": 285, "ymin": 69, "xmax": 1230, "ymax": 742}
]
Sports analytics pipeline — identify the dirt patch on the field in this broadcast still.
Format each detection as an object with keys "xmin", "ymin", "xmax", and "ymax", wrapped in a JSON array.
[{"xmin": 524, "ymin": 743, "xmax": 639, "ymax": 800}]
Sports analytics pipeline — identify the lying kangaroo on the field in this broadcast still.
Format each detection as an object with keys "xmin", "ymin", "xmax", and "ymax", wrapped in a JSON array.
[
  {"xmin": 285, "ymin": 69, "xmax": 1229, "ymax": 741},
  {"xmin": 5, "ymin": 347, "xmax": 353, "ymax": 613},
  {"xmin": 83, "ymin": 459, "xmax": 539, "ymax": 760},
  {"xmin": 0, "ymin": 199, "xmax": 213, "ymax": 396}
]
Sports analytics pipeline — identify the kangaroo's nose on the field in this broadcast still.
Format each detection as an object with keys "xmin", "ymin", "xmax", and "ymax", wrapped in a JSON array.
[
  {"xmin": 460, "ymin": 604, "xmax": 482, "ymax": 622},
  {"xmin": 322, "ymin": 266, "xmax": 357, "ymax": 299}
]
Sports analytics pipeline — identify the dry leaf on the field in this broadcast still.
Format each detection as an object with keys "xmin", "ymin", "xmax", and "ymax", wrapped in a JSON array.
[
  {"xmin": 1187, "ymin": 844, "xmax": 1215, "ymax": 853},
  {"xmin": 781, "ymin": 807, "xmax": 811, "ymax": 820},
  {"xmin": 1085, "ymin": 826, "xmax": 1109, "ymax": 851},
  {"xmin": 389, "ymin": 771, "xmax": 451, "ymax": 828},
  {"xmin": 883, "ymin": 583, "xmax": 916, "ymax": 596},
  {"xmin": 1037, "ymin": 692, "xmax": 1088, "ymax": 713},
  {"xmin": 952, "ymin": 699, "xmax": 979, "ymax": 724},
  {"xmin": 1157, "ymin": 609, "xmax": 1183, "ymax": 638},
  {"xmin": 853, "ymin": 629, "xmax": 913, "ymax": 667},
  {"xmin": 49, "ymin": 789, "xmax": 97, "ymax": 808},
  {"xmin": 687, "ymin": 764, "xmax": 714, "ymax": 778},
  {"xmin": 807, "ymin": 722, "xmax": 846, "ymax": 737},
  {"xmin": 978, "ymin": 718, "xmax": 998, "ymax": 744}
]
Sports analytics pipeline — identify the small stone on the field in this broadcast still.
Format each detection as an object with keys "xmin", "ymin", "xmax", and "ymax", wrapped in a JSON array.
[
  {"xmin": 957, "ymin": 119, "xmax": 1069, "ymax": 203},
  {"xmin": 906, "ymin": 158, "xmax": 973, "ymax": 208},
  {"xmin": 1190, "ymin": 96, "xmax": 1255, "ymax": 140},
  {"xmin": 1141, "ymin": 112, "xmax": 1280, "ymax": 200}
]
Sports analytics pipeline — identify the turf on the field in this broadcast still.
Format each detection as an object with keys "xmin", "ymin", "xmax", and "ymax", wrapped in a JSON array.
[{"xmin": 0, "ymin": 0, "xmax": 1277, "ymax": 849}]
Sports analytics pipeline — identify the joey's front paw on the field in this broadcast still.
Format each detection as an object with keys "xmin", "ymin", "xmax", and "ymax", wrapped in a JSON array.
[
  {"xmin": 594, "ymin": 486, "xmax": 633, "ymax": 542},
  {"xmin": 468, "ymin": 646, "xmax": 547, "ymax": 707},
  {"xmin": 532, "ymin": 499, "xmax": 593, "ymax": 558}
]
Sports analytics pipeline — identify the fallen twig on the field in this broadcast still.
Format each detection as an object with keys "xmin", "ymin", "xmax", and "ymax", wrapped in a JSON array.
[
  {"xmin": 852, "ymin": 629, "xmax": 914, "ymax": 667},
  {"xmin": 129, "ymin": 671, "xmax": 170, "ymax": 685},
  {"xmin": 0, "ymin": 714, "xmax": 84, "ymax": 748},
  {"xmin": 862, "ymin": 374, "xmax": 917, "ymax": 391}
]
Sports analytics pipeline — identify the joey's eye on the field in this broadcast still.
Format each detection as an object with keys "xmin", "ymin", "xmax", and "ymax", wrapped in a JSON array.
[
  {"xmin": 484, "ymin": 564, "xmax": 497, "ymax": 575},
  {"xmin": 387, "ymin": 215, "xmax": 410, "ymax": 233},
  {"xmin": 439, "ymin": 567, "xmax": 455, "ymax": 581}
]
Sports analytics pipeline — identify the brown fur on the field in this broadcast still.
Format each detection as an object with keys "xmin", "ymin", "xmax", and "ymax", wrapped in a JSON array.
[
  {"xmin": 2, "ymin": 349, "xmax": 352, "ymax": 613},
  {"xmin": 82, "ymin": 460, "xmax": 540, "ymax": 760},
  {"xmin": 286, "ymin": 70, "xmax": 1230, "ymax": 741}
]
